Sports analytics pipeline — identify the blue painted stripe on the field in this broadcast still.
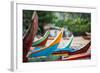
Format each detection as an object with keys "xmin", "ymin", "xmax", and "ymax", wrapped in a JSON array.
[
  {"xmin": 54, "ymin": 47, "xmax": 78, "ymax": 52},
  {"xmin": 29, "ymin": 44, "xmax": 59, "ymax": 58}
]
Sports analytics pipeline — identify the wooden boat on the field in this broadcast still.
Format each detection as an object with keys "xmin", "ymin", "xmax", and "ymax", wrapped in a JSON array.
[
  {"xmin": 52, "ymin": 41, "xmax": 90, "ymax": 60},
  {"xmin": 68, "ymin": 41, "xmax": 91, "ymax": 55},
  {"xmin": 56, "ymin": 46, "xmax": 91, "ymax": 61},
  {"xmin": 32, "ymin": 31, "xmax": 50, "ymax": 47},
  {"xmin": 62, "ymin": 47, "xmax": 91, "ymax": 60},
  {"xmin": 54, "ymin": 41, "xmax": 90, "ymax": 54},
  {"xmin": 28, "ymin": 28, "xmax": 64, "ymax": 58},
  {"xmin": 23, "ymin": 11, "xmax": 38, "ymax": 62}
]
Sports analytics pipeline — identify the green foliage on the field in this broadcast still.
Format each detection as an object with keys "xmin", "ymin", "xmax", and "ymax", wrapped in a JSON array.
[
  {"xmin": 23, "ymin": 10, "xmax": 33, "ymax": 34},
  {"xmin": 55, "ymin": 12, "xmax": 91, "ymax": 33},
  {"xmin": 37, "ymin": 11, "xmax": 58, "ymax": 34},
  {"xmin": 37, "ymin": 11, "xmax": 57, "ymax": 24},
  {"xmin": 23, "ymin": 10, "xmax": 91, "ymax": 35},
  {"xmin": 23, "ymin": 10, "xmax": 57, "ymax": 35}
]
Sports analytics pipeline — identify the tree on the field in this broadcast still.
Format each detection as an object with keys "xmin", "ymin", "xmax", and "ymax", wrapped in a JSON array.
[
  {"xmin": 37, "ymin": 11, "xmax": 57, "ymax": 35},
  {"xmin": 23, "ymin": 10, "xmax": 58, "ymax": 35},
  {"xmin": 23, "ymin": 10, "xmax": 33, "ymax": 35},
  {"xmin": 66, "ymin": 12, "xmax": 91, "ymax": 35},
  {"xmin": 23, "ymin": 10, "xmax": 91, "ymax": 36}
]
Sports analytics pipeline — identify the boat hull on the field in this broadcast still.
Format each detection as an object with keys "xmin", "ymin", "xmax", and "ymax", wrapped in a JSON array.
[{"xmin": 29, "ymin": 44, "xmax": 59, "ymax": 57}]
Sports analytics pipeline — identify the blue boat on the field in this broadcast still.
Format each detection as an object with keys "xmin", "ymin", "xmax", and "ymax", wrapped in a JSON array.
[{"xmin": 27, "ymin": 28, "xmax": 64, "ymax": 58}]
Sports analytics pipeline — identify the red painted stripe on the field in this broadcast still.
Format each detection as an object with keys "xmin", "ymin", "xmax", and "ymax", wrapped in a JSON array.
[
  {"xmin": 67, "ymin": 54, "xmax": 91, "ymax": 60},
  {"xmin": 36, "ymin": 37, "xmax": 48, "ymax": 46}
]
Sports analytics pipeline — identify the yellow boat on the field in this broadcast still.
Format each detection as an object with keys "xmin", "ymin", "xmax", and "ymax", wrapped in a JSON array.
[{"xmin": 28, "ymin": 28, "xmax": 64, "ymax": 57}]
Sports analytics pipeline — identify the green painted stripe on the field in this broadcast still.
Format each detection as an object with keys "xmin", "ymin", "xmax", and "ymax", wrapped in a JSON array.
[
  {"xmin": 65, "ymin": 35, "xmax": 73, "ymax": 48},
  {"xmin": 32, "ymin": 31, "xmax": 50, "ymax": 46}
]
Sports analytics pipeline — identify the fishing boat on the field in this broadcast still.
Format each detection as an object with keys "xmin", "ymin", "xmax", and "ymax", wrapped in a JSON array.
[
  {"xmin": 52, "ymin": 41, "xmax": 90, "ymax": 60},
  {"xmin": 61, "ymin": 47, "xmax": 91, "ymax": 60},
  {"xmin": 27, "ymin": 28, "xmax": 64, "ymax": 58},
  {"xmin": 54, "ymin": 40, "xmax": 90, "ymax": 54},
  {"xmin": 32, "ymin": 31, "xmax": 50, "ymax": 47},
  {"xmin": 23, "ymin": 11, "xmax": 38, "ymax": 62},
  {"xmin": 68, "ymin": 41, "xmax": 91, "ymax": 55},
  {"xmin": 55, "ymin": 45, "xmax": 91, "ymax": 61}
]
